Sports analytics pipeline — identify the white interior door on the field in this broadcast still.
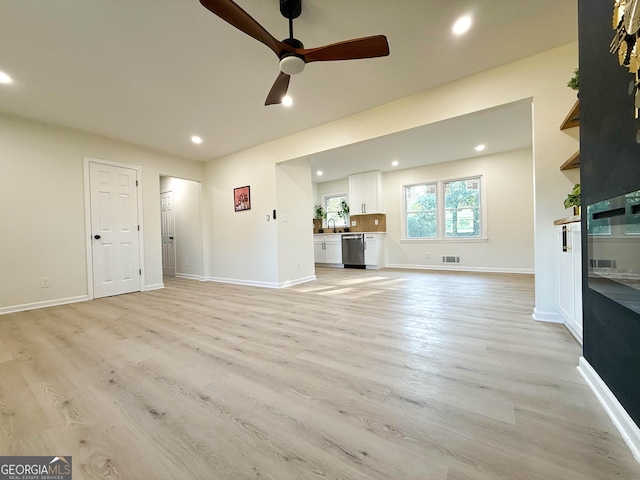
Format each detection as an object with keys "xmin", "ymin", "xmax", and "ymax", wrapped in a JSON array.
[
  {"xmin": 90, "ymin": 162, "xmax": 141, "ymax": 298},
  {"xmin": 161, "ymin": 191, "xmax": 175, "ymax": 277}
]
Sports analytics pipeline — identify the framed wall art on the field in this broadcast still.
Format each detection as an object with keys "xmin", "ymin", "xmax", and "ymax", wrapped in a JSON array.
[{"xmin": 234, "ymin": 185, "xmax": 251, "ymax": 212}]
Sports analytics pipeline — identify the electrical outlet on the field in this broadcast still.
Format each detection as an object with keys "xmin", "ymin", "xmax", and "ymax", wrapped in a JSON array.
[
  {"xmin": 40, "ymin": 277, "xmax": 50, "ymax": 288},
  {"xmin": 296, "ymin": 261, "xmax": 300, "ymax": 269},
  {"xmin": 185, "ymin": 258, "xmax": 188, "ymax": 267},
  {"xmin": 374, "ymin": 219, "xmax": 379, "ymax": 225},
  {"xmin": 351, "ymin": 220, "xmax": 357, "ymax": 227},
  {"xmin": 424, "ymin": 252, "xmax": 430, "ymax": 259}
]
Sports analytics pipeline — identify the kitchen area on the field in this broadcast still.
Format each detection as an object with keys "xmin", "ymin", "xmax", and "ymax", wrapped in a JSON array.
[{"xmin": 313, "ymin": 170, "xmax": 386, "ymax": 270}]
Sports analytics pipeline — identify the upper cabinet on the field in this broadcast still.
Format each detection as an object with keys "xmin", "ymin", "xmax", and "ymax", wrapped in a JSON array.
[{"xmin": 349, "ymin": 171, "xmax": 383, "ymax": 214}]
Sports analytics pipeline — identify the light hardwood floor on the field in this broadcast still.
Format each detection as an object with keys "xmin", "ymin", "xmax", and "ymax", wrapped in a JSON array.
[{"xmin": 1, "ymin": 267, "xmax": 639, "ymax": 479}]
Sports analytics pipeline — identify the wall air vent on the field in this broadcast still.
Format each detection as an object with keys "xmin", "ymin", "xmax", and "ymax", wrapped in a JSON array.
[{"xmin": 442, "ymin": 255, "xmax": 461, "ymax": 264}]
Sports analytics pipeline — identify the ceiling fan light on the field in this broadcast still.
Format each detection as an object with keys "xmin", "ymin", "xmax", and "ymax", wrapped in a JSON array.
[{"xmin": 280, "ymin": 55, "xmax": 305, "ymax": 75}]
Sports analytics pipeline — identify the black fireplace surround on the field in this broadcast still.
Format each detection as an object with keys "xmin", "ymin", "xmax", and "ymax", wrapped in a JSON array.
[{"xmin": 579, "ymin": 0, "xmax": 640, "ymax": 426}]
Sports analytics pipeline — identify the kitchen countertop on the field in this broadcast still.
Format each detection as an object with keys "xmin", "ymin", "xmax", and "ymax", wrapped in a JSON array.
[{"xmin": 314, "ymin": 231, "xmax": 386, "ymax": 235}]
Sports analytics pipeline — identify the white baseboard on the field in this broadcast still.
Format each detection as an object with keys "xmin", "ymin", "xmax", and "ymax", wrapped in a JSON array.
[
  {"xmin": 144, "ymin": 283, "xmax": 164, "ymax": 291},
  {"xmin": 577, "ymin": 356, "xmax": 640, "ymax": 463},
  {"xmin": 205, "ymin": 275, "xmax": 316, "ymax": 289},
  {"xmin": 279, "ymin": 275, "xmax": 316, "ymax": 288},
  {"xmin": 564, "ymin": 317, "xmax": 583, "ymax": 345},
  {"xmin": 532, "ymin": 308, "xmax": 563, "ymax": 323},
  {"xmin": 384, "ymin": 263, "xmax": 534, "ymax": 274},
  {"xmin": 175, "ymin": 273, "xmax": 205, "ymax": 281},
  {"xmin": 0, "ymin": 295, "xmax": 90, "ymax": 315},
  {"xmin": 205, "ymin": 276, "xmax": 281, "ymax": 289}
]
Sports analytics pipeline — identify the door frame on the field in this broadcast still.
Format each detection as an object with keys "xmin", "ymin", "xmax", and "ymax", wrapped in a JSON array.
[{"xmin": 83, "ymin": 156, "xmax": 146, "ymax": 300}]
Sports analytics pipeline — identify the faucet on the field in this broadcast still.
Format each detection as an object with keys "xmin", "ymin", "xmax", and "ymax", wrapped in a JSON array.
[{"xmin": 328, "ymin": 218, "xmax": 336, "ymax": 232}]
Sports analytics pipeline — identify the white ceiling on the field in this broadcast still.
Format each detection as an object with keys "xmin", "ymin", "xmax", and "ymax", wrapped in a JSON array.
[
  {"xmin": 0, "ymin": 1, "xmax": 576, "ymax": 162},
  {"xmin": 309, "ymin": 99, "xmax": 533, "ymax": 183}
]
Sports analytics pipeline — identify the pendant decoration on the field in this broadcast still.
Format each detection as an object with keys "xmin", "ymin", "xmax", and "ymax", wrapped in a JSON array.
[{"xmin": 611, "ymin": 0, "xmax": 640, "ymax": 134}]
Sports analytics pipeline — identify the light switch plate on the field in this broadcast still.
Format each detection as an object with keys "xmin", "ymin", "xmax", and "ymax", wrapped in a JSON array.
[{"xmin": 351, "ymin": 221, "xmax": 356, "ymax": 226}]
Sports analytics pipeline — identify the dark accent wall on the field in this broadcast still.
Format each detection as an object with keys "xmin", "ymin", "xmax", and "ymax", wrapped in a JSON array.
[{"xmin": 579, "ymin": 0, "xmax": 640, "ymax": 425}]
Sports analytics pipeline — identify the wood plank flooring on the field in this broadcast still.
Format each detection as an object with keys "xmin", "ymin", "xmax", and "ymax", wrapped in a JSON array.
[{"xmin": 1, "ymin": 267, "xmax": 639, "ymax": 479}]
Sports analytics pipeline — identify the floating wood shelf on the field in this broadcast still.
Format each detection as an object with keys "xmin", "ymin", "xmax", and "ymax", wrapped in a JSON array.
[
  {"xmin": 560, "ymin": 150, "xmax": 580, "ymax": 170},
  {"xmin": 560, "ymin": 99, "xmax": 580, "ymax": 130},
  {"xmin": 559, "ymin": 100, "xmax": 580, "ymax": 170}
]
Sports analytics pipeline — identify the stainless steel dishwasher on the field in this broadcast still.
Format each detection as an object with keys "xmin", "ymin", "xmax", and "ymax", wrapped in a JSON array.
[{"xmin": 341, "ymin": 234, "xmax": 365, "ymax": 268}]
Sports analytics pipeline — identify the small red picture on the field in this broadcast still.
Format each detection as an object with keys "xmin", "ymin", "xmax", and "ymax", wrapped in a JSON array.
[{"xmin": 234, "ymin": 186, "xmax": 251, "ymax": 212}]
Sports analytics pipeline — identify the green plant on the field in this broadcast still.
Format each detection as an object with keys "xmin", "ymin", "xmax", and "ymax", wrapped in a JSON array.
[
  {"xmin": 314, "ymin": 204, "xmax": 326, "ymax": 220},
  {"xmin": 564, "ymin": 184, "xmax": 581, "ymax": 209},
  {"xmin": 337, "ymin": 200, "xmax": 350, "ymax": 219},
  {"xmin": 567, "ymin": 68, "xmax": 579, "ymax": 91}
]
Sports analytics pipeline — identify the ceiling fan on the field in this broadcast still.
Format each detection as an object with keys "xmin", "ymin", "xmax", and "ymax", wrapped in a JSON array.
[{"xmin": 199, "ymin": 0, "xmax": 390, "ymax": 105}]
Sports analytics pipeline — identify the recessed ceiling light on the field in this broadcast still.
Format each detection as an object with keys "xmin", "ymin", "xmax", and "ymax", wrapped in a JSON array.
[
  {"xmin": 316, "ymin": 170, "xmax": 323, "ymax": 176},
  {"xmin": 0, "ymin": 71, "xmax": 13, "ymax": 84},
  {"xmin": 452, "ymin": 15, "xmax": 472, "ymax": 36},
  {"xmin": 391, "ymin": 160, "xmax": 399, "ymax": 167},
  {"xmin": 475, "ymin": 144, "xmax": 486, "ymax": 152},
  {"xmin": 282, "ymin": 96, "xmax": 293, "ymax": 107},
  {"xmin": 191, "ymin": 136, "xmax": 202, "ymax": 144}
]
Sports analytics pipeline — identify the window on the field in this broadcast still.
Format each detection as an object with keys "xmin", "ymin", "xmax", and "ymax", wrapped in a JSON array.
[
  {"xmin": 403, "ymin": 176, "xmax": 484, "ymax": 240},
  {"xmin": 405, "ymin": 183, "xmax": 437, "ymax": 238},
  {"xmin": 324, "ymin": 193, "xmax": 348, "ymax": 227},
  {"xmin": 444, "ymin": 178, "xmax": 481, "ymax": 238}
]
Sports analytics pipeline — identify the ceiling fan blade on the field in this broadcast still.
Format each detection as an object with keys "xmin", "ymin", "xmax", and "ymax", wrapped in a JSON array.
[
  {"xmin": 199, "ymin": 0, "xmax": 285, "ymax": 56},
  {"xmin": 265, "ymin": 71, "xmax": 291, "ymax": 105},
  {"xmin": 300, "ymin": 35, "xmax": 389, "ymax": 63}
]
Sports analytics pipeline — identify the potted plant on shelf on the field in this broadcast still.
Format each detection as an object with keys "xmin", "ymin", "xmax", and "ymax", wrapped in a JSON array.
[
  {"xmin": 567, "ymin": 68, "xmax": 579, "ymax": 93},
  {"xmin": 564, "ymin": 183, "xmax": 581, "ymax": 216},
  {"xmin": 337, "ymin": 200, "xmax": 350, "ymax": 228},
  {"xmin": 313, "ymin": 204, "xmax": 326, "ymax": 232}
]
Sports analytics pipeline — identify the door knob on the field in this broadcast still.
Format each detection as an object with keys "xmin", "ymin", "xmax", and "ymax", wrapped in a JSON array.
[
  {"xmin": 94, "ymin": 234, "xmax": 101, "ymax": 240},
  {"xmin": 169, "ymin": 236, "xmax": 174, "ymax": 240}
]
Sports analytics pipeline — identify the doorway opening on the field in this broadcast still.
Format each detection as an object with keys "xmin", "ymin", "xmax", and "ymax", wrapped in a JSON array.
[{"xmin": 159, "ymin": 176, "xmax": 204, "ymax": 281}]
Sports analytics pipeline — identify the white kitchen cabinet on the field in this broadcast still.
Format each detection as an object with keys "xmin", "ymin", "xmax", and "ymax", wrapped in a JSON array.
[
  {"xmin": 364, "ymin": 233, "xmax": 385, "ymax": 269},
  {"xmin": 556, "ymin": 221, "xmax": 582, "ymax": 344},
  {"xmin": 325, "ymin": 235, "xmax": 342, "ymax": 264},
  {"xmin": 314, "ymin": 234, "xmax": 342, "ymax": 265},
  {"xmin": 313, "ymin": 236, "xmax": 325, "ymax": 264},
  {"xmin": 349, "ymin": 171, "xmax": 383, "ymax": 214}
]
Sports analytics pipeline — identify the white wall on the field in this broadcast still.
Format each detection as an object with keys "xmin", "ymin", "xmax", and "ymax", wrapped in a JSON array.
[
  {"xmin": 315, "ymin": 178, "xmax": 350, "ymax": 205},
  {"xmin": 204, "ymin": 155, "xmax": 280, "ymax": 286},
  {"xmin": 0, "ymin": 112, "xmax": 204, "ymax": 312},
  {"xmin": 383, "ymin": 149, "xmax": 534, "ymax": 272},
  {"xmin": 205, "ymin": 42, "xmax": 578, "ymax": 320},
  {"xmin": 276, "ymin": 158, "xmax": 316, "ymax": 286},
  {"xmin": 160, "ymin": 176, "xmax": 204, "ymax": 279}
]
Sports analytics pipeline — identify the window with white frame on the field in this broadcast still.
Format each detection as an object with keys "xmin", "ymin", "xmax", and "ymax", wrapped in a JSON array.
[
  {"xmin": 324, "ymin": 193, "xmax": 348, "ymax": 227},
  {"xmin": 403, "ymin": 176, "xmax": 484, "ymax": 240},
  {"xmin": 444, "ymin": 177, "xmax": 481, "ymax": 238},
  {"xmin": 405, "ymin": 183, "xmax": 437, "ymax": 238}
]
